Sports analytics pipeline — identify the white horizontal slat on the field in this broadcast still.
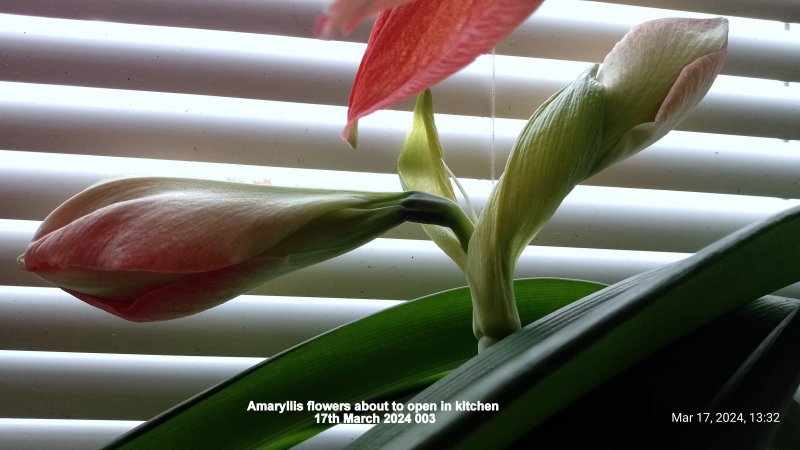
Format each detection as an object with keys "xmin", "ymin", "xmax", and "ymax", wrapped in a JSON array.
[
  {"xmin": 0, "ymin": 1, "xmax": 796, "ymax": 82},
  {"xmin": 0, "ymin": 81, "xmax": 798, "ymax": 182},
  {"xmin": 3, "ymin": 152, "xmax": 799, "ymax": 253},
  {"xmin": 2, "ymin": 121, "xmax": 799, "ymax": 203},
  {"xmin": 0, "ymin": 220, "xmax": 38, "ymax": 288},
  {"xmin": 584, "ymin": 133, "xmax": 800, "ymax": 198},
  {"xmin": 0, "ymin": 22, "xmax": 566, "ymax": 120},
  {"xmin": 0, "ymin": 0, "xmax": 348, "ymax": 38},
  {"xmin": 594, "ymin": 0, "xmax": 800, "ymax": 23},
  {"xmin": 0, "ymin": 286, "xmax": 398, "ymax": 357},
  {"xmin": 507, "ymin": 2, "xmax": 800, "ymax": 83},
  {"xmin": 1, "ymin": 18, "xmax": 797, "ymax": 139},
  {"xmin": 0, "ymin": 350, "xmax": 261, "ymax": 419},
  {"xmin": 0, "ymin": 419, "xmax": 140, "ymax": 450},
  {"xmin": 4, "ymin": 103, "xmax": 798, "ymax": 199},
  {"xmin": 0, "ymin": 81, "xmax": 413, "ymax": 174},
  {"xmin": 0, "ymin": 14, "xmax": 367, "ymax": 107},
  {"xmin": 0, "ymin": 419, "xmax": 370, "ymax": 450}
]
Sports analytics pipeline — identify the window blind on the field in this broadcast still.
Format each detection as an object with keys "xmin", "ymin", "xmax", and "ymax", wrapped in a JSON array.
[{"xmin": 0, "ymin": 1, "xmax": 797, "ymax": 448}]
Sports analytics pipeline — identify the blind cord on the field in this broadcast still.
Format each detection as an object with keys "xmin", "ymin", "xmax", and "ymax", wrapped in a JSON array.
[{"xmin": 490, "ymin": 47, "xmax": 497, "ymax": 186}]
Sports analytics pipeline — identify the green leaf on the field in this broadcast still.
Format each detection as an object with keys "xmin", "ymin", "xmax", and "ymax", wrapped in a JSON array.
[
  {"xmin": 104, "ymin": 278, "xmax": 604, "ymax": 450},
  {"xmin": 352, "ymin": 204, "xmax": 800, "ymax": 449},
  {"xmin": 398, "ymin": 89, "xmax": 471, "ymax": 269}
]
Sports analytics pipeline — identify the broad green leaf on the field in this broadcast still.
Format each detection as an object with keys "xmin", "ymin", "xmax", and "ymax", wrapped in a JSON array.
[
  {"xmin": 104, "ymin": 278, "xmax": 604, "ymax": 450},
  {"xmin": 398, "ymin": 90, "xmax": 471, "ymax": 269},
  {"xmin": 352, "ymin": 204, "xmax": 800, "ymax": 449}
]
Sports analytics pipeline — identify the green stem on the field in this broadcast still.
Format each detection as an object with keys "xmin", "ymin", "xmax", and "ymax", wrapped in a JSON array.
[{"xmin": 465, "ymin": 244, "xmax": 521, "ymax": 352}]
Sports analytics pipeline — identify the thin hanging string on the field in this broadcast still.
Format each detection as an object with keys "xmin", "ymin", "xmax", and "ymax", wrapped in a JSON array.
[{"xmin": 490, "ymin": 47, "xmax": 497, "ymax": 186}]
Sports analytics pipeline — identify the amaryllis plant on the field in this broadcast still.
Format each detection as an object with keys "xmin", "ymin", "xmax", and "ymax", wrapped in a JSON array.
[{"xmin": 19, "ymin": 3, "xmax": 800, "ymax": 450}]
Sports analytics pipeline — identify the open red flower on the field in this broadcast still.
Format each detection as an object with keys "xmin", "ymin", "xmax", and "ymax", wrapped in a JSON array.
[{"xmin": 337, "ymin": 0, "xmax": 544, "ymax": 147}]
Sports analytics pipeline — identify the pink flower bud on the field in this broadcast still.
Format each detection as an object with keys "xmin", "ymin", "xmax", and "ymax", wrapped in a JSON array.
[{"xmin": 20, "ymin": 177, "xmax": 468, "ymax": 321}]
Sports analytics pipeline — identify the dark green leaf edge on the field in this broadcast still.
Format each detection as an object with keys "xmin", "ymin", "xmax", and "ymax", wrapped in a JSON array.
[
  {"xmin": 702, "ymin": 304, "xmax": 800, "ymax": 450},
  {"xmin": 517, "ymin": 295, "xmax": 799, "ymax": 450},
  {"xmin": 106, "ymin": 278, "xmax": 604, "ymax": 450},
  {"xmin": 352, "ymin": 204, "xmax": 800, "ymax": 449}
]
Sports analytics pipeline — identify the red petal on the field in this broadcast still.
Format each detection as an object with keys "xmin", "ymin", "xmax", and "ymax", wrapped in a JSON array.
[{"xmin": 344, "ymin": 0, "xmax": 543, "ymax": 144}]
